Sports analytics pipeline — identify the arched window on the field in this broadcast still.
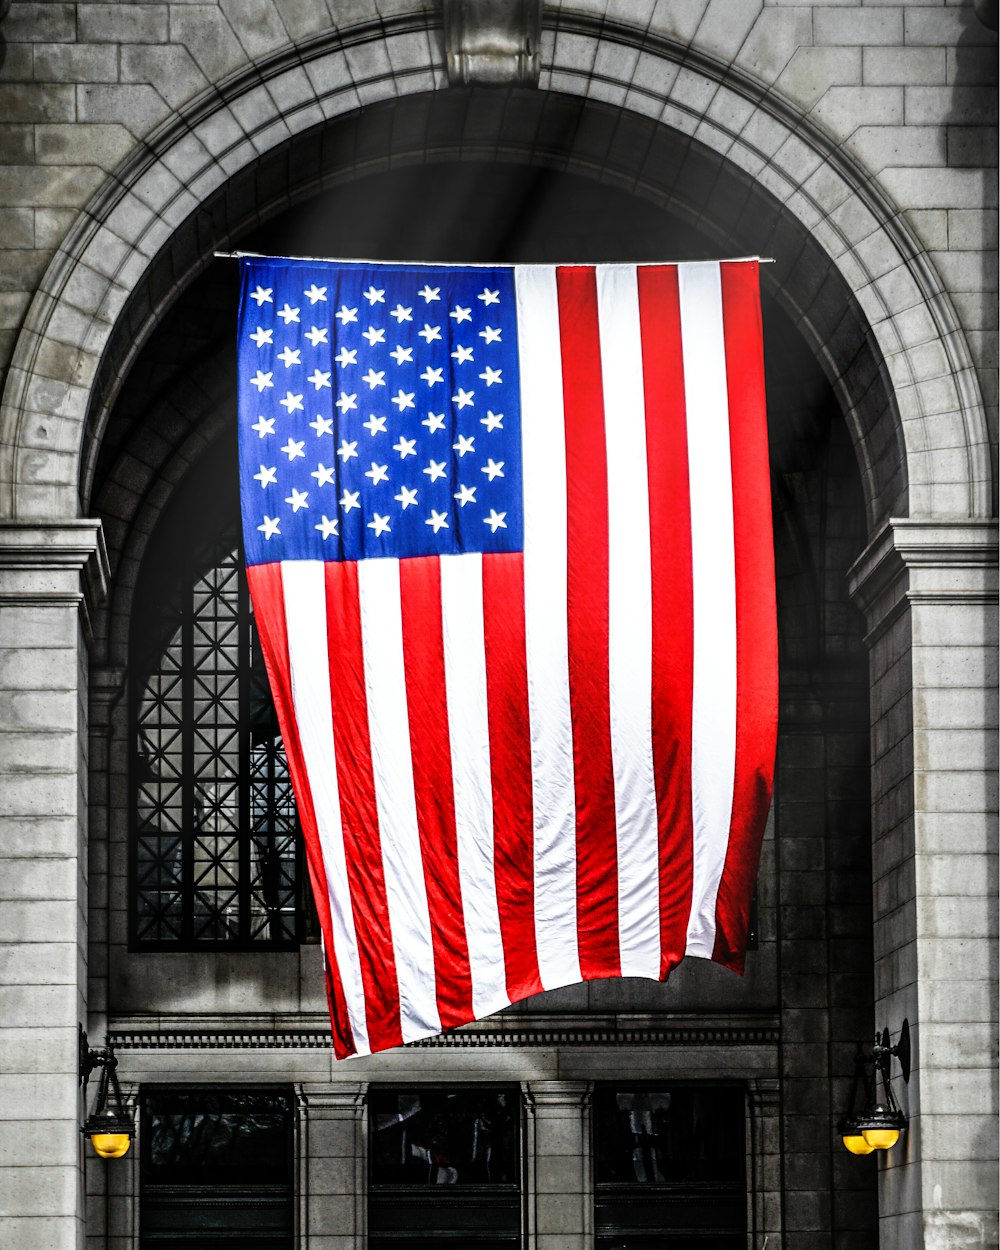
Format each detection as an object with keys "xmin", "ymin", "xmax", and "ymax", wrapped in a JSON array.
[{"xmin": 130, "ymin": 442, "xmax": 309, "ymax": 949}]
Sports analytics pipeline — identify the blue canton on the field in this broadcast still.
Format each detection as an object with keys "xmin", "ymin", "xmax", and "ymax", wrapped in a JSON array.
[{"xmin": 237, "ymin": 258, "xmax": 524, "ymax": 567}]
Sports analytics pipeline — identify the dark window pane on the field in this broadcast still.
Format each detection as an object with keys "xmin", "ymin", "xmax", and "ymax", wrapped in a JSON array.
[{"xmin": 370, "ymin": 1087, "xmax": 519, "ymax": 1186}]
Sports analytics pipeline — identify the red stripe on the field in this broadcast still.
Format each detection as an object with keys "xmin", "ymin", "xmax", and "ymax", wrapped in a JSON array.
[
  {"xmin": 714, "ymin": 261, "xmax": 777, "ymax": 969},
  {"xmin": 323, "ymin": 560, "xmax": 405, "ymax": 1051},
  {"xmin": 398, "ymin": 555, "xmax": 474, "ymax": 1029},
  {"xmin": 482, "ymin": 551, "xmax": 544, "ymax": 1002},
  {"xmin": 556, "ymin": 265, "xmax": 620, "ymax": 981},
  {"xmin": 245, "ymin": 562, "xmax": 356, "ymax": 1058},
  {"xmin": 636, "ymin": 266, "xmax": 696, "ymax": 979}
]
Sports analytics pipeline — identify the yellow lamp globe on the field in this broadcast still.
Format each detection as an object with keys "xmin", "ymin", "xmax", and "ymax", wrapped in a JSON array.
[
  {"xmin": 861, "ymin": 1125, "xmax": 900, "ymax": 1151},
  {"xmin": 89, "ymin": 1130, "xmax": 131, "ymax": 1159},
  {"xmin": 842, "ymin": 1131, "xmax": 875, "ymax": 1156}
]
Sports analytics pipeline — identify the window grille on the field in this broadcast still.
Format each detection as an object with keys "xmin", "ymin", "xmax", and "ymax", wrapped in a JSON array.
[{"xmin": 131, "ymin": 466, "xmax": 306, "ymax": 950}]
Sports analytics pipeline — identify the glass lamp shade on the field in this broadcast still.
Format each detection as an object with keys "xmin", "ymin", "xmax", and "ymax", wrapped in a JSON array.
[
  {"xmin": 842, "ymin": 1132, "xmax": 875, "ymax": 1155},
  {"xmin": 861, "ymin": 1125, "xmax": 900, "ymax": 1151},
  {"xmin": 88, "ymin": 1131, "xmax": 131, "ymax": 1159}
]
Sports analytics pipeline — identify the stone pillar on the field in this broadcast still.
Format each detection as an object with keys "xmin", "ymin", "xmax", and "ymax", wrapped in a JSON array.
[
  {"xmin": 524, "ymin": 1081, "xmax": 592, "ymax": 1250},
  {"xmin": 748, "ymin": 1078, "xmax": 783, "ymax": 1249},
  {"xmin": 848, "ymin": 519, "xmax": 998, "ymax": 1250},
  {"xmin": 0, "ymin": 521, "xmax": 107, "ymax": 1250},
  {"xmin": 300, "ymin": 1083, "xmax": 367, "ymax": 1250}
]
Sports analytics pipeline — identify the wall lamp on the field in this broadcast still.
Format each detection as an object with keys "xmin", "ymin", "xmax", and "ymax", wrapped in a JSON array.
[
  {"xmin": 79, "ymin": 1028, "xmax": 134, "ymax": 1159},
  {"xmin": 839, "ymin": 1019, "xmax": 910, "ymax": 1155}
]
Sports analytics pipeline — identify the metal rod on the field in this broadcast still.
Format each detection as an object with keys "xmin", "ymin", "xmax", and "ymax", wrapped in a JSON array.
[{"xmin": 212, "ymin": 249, "xmax": 777, "ymax": 264}]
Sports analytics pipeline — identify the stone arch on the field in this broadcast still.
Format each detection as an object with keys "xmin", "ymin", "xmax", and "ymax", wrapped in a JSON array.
[{"xmin": 0, "ymin": 12, "xmax": 991, "ymax": 526}]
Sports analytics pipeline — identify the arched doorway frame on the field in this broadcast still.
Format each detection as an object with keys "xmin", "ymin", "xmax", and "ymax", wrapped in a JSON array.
[{"xmin": 0, "ymin": 12, "xmax": 992, "ymax": 527}]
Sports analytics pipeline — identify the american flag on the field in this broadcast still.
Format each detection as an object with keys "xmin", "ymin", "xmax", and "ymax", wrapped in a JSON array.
[{"xmin": 237, "ymin": 255, "xmax": 776, "ymax": 1059}]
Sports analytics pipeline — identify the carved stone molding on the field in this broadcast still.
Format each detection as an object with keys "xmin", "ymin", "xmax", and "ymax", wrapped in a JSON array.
[
  {"xmin": 443, "ymin": 0, "xmax": 541, "ymax": 87},
  {"xmin": 108, "ymin": 1013, "xmax": 780, "ymax": 1052}
]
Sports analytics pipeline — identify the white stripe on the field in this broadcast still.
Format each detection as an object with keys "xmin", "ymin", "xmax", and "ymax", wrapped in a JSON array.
[
  {"xmin": 515, "ymin": 266, "xmax": 582, "ymax": 991},
  {"xmin": 356, "ymin": 557, "xmax": 441, "ymax": 1041},
  {"xmin": 678, "ymin": 262, "xmax": 738, "ymax": 958},
  {"xmin": 596, "ymin": 265, "xmax": 661, "ymax": 980},
  {"xmin": 281, "ymin": 561, "xmax": 370, "ymax": 1053},
  {"xmin": 439, "ymin": 553, "xmax": 509, "ymax": 1018}
]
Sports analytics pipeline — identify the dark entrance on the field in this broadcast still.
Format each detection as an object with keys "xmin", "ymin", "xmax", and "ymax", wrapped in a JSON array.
[
  {"xmin": 139, "ymin": 1087, "xmax": 295, "ymax": 1249},
  {"xmin": 593, "ymin": 1084, "xmax": 747, "ymax": 1249},
  {"xmin": 368, "ymin": 1086, "xmax": 523, "ymax": 1248}
]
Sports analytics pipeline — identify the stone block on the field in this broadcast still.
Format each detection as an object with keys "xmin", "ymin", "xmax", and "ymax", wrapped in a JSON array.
[
  {"xmin": 35, "ymin": 124, "xmax": 135, "ymax": 170},
  {"xmin": 78, "ymin": 4, "xmax": 168, "ymax": 42},
  {"xmin": 33, "ymin": 43, "xmax": 119, "ymax": 83},
  {"xmin": 862, "ymin": 45, "xmax": 947, "ymax": 85},
  {"xmin": 0, "ymin": 1118, "xmax": 79, "ymax": 1167},
  {"xmin": 815, "ymin": 8, "xmax": 903, "ymax": 46},
  {"xmin": 0, "ymin": 854, "xmax": 77, "ymax": 898},
  {"xmin": 218, "ymin": 0, "xmax": 289, "ymax": 59},
  {"xmin": 880, "ymin": 166, "xmax": 996, "ymax": 209},
  {"xmin": 0, "ymin": 1164, "xmax": 78, "ymax": 1217},
  {"xmin": 0, "ymin": 898, "xmax": 79, "ymax": 943},
  {"xmin": 169, "ymin": 7, "xmax": 249, "ymax": 81},
  {"xmin": 2, "ymin": 4, "xmax": 76, "ymax": 42},
  {"xmin": 76, "ymin": 83, "xmax": 171, "ymax": 134},
  {"xmin": 119, "ymin": 44, "xmax": 210, "ymax": 110},
  {"xmin": 949, "ymin": 207, "xmax": 999, "ymax": 251},
  {"xmin": 905, "ymin": 6, "xmax": 996, "ymax": 46},
  {"xmin": 813, "ymin": 85, "xmax": 905, "ymax": 134},
  {"xmin": 0, "ymin": 84, "xmax": 75, "ymax": 124},
  {"xmin": 0, "ymin": 940, "xmax": 78, "ymax": 985},
  {"xmin": 0, "ymin": 1072, "xmax": 78, "ymax": 1120},
  {"xmin": 776, "ymin": 46, "xmax": 862, "ymax": 110},
  {"xmin": 851, "ymin": 124, "xmax": 945, "ymax": 169},
  {"xmin": 536, "ymin": 1191, "xmax": 587, "ymax": 1235}
]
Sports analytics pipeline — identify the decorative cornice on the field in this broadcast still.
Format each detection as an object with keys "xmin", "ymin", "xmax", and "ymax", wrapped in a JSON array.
[
  {"xmin": 848, "ymin": 518, "xmax": 998, "ymax": 645},
  {"xmin": 108, "ymin": 1013, "xmax": 780, "ymax": 1052},
  {"xmin": 0, "ymin": 520, "xmax": 110, "ymax": 641}
]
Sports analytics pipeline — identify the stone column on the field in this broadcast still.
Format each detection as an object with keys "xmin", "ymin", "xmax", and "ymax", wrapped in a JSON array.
[
  {"xmin": 748, "ymin": 1078, "xmax": 783, "ymax": 1248},
  {"xmin": 524, "ymin": 1081, "xmax": 592, "ymax": 1250},
  {"xmin": 300, "ymin": 1083, "xmax": 367, "ymax": 1250},
  {"xmin": 0, "ymin": 521, "xmax": 107, "ymax": 1250},
  {"xmin": 848, "ymin": 519, "xmax": 998, "ymax": 1250}
]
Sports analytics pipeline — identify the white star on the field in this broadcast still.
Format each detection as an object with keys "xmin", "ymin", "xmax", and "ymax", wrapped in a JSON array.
[
  {"xmin": 362, "ymin": 368, "xmax": 386, "ymax": 389},
  {"xmin": 422, "ymin": 411, "xmax": 446, "ymax": 433},
  {"xmin": 280, "ymin": 391, "xmax": 304, "ymax": 413},
  {"xmin": 304, "ymin": 284, "xmax": 327, "ymax": 304},
  {"xmin": 335, "ymin": 305, "xmax": 358, "ymax": 325},
  {"xmin": 423, "ymin": 459, "xmax": 447, "ymax": 483},
  {"xmin": 390, "ymin": 304, "xmax": 413, "ymax": 323},
  {"xmin": 392, "ymin": 390, "xmax": 416, "ymax": 412},
  {"xmin": 420, "ymin": 366, "xmax": 444, "ymax": 387},
  {"xmin": 481, "ymin": 410, "xmax": 503, "ymax": 431},
  {"xmin": 315, "ymin": 515, "xmax": 339, "ymax": 539},
  {"xmin": 451, "ymin": 345, "xmax": 474, "ymax": 365},
  {"xmin": 340, "ymin": 489, "xmax": 360, "ymax": 512},
  {"xmin": 478, "ymin": 288, "xmax": 500, "ymax": 305},
  {"xmin": 250, "ymin": 285, "xmax": 273, "ymax": 306},
  {"xmin": 479, "ymin": 366, "xmax": 502, "ymax": 387},
  {"xmin": 365, "ymin": 462, "xmax": 389, "ymax": 486},
  {"xmin": 395, "ymin": 485, "xmax": 419, "ymax": 509},
  {"xmin": 453, "ymin": 434, "xmax": 475, "ymax": 456},
  {"xmin": 425, "ymin": 510, "xmax": 449, "ymax": 533},
  {"xmin": 309, "ymin": 414, "xmax": 334, "ymax": 437},
  {"xmin": 363, "ymin": 413, "xmax": 387, "ymax": 436},
  {"xmin": 336, "ymin": 392, "xmax": 358, "ymax": 414},
  {"xmin": 250, "ymin": 370, "xmax": 273, "ymax": 392},
  {"xmin": 390, "ymin": 345, "xmax": 414, "ymax": 366},
  {"xmin": 277, "ymin": 304, "xmax": 300, "ymax": 324},
  {"xmin": 368, "ymin": 513, "xmax": 391, "ymax": 536},
  {"xmin": 480, "ymin": 326, "xmax": 502, "ymax": 344},
  {"xmin": 307, "ymin": 368, "xmax": 331, "ymax": 390},
  {"xmin": 481, "ymin": 458, "xmax": 504, "ymax": 480},
  {"xmin": 311, "ymin": 463, "xmax": 336, "ymax": 487},
  {"xmin": 253, "ymin": 464, "xmax": 277, "ymax": 488},
  {"xmin": 335, "ymin": 346, "xmax": 358, "ymax": 367},
  {"xmin": 363, "ymin": 286, "xmax": 385, "ymax": 305},
  {"xmin": 250, "ymin": 326, "xmax": 273, "ymax": 347},
  {"xmin": 337, "ymin": 439, "xmax": 358, "ymax": 462},
  {"xmin": 450, "ymin": 305, "xmax": 472, "ymax": 324},
  {"xmin": 393, "ymin": 436, "xmax": 417, "ymax": 459},
  {"xmin": 286, "ymin": 488, "xmax": 309, "ymax": 512},
  {"xmin": 484, "ymin": 509, "xmax": 507, "ymax": 533},
  {"xmin": 418, "ymin": 324, "xmax": 442, "ymax": 343},
  {"xmin": 305, "ymin": 326, "xmax": 328, "ymax": 347},
  {"xmin": 454, "ymin": 483, "xmax": 477, "ymax": 507},
  {"xmin": 453, "ymin": 388, "xmax": 475, "ymax": 410},
  {"xmin": 281, "ymin": 438, "xmax": 305, "ymax": 461},
  {"xmin": 258, "ymin": 515, "xmax": 280, "ymax": 538},
  {"xmin": 418, "ymin": 285, "xmax": 441, "ymax": 303},
  {"xmin": 362, "ymin": 325, "xmax": 386, "ymax": 346},
  {"xmin": 251, "ymin": 416, "xmax": 276, "ymax": 438}
]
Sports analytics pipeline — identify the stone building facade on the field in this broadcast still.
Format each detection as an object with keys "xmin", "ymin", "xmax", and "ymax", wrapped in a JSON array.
[{"xmin": 0, "ymin": 2, "xmax": 995, "ymax": 1248}]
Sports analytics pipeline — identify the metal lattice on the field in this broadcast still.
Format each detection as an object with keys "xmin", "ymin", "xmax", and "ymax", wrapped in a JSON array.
[{"xmin": 133, "ymin": 519, "xmax": 303, "ymax": 949}]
